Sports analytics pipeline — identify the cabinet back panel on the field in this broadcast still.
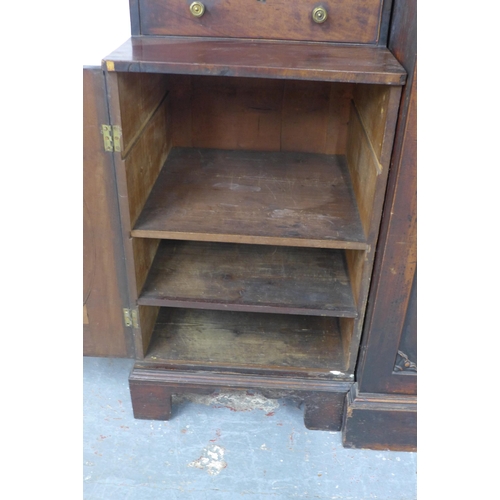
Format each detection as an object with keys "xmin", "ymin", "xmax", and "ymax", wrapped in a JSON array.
[
  {"xmin": 326, "ymin": 84, "xmax": 355, "ymax": 155},
  {"xmin": 191, "ymin": 76, "xmax": 283, "ymax": 151},
  {"xmin": 169, "ymin": 76, "xmax": 353, "ymax": 154},
  {"xmin": 282, "ymin": 81, "xmax": 334, "ymax": 154}
]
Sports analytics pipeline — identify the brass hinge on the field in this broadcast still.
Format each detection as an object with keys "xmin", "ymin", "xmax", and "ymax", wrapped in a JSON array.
[
  {"xmin": 101, "ymin": 124, "xmax": 122, "ymax": 152},
  {"xmin": 123, "ymin": 308, "xmax": 139, "ymax": 328}
]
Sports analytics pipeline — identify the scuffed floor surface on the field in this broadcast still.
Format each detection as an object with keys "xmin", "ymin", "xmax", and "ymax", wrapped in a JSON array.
[{"xmin": 83, "ymin": 357, "xmax": 417, "ymax": 499}]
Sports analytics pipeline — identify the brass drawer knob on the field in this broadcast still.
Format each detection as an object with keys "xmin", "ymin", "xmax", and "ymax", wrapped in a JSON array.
[
  {"xmin": 312, "ymin": 6, "xmax": 328, "ymax": 24},
  {"xmin": 190, "ymin": 1, "xmax": 205, "ymax": 17}
]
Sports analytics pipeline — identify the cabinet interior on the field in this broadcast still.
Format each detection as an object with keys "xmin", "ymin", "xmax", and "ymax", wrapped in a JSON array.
[{"xmin": 114, "ymin": 71, "xmax": 396, "ymax": 376}]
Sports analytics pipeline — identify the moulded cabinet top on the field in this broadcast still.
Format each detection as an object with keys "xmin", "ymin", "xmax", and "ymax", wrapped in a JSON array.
[{"xmin": 102, "ymin": 37, "xmax": 406, "ymax": 85}]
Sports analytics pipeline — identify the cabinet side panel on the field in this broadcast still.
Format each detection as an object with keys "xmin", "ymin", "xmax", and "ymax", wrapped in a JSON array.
[
  {"xmin": 344, "ymin": 250, "xmax": 366, "ymax": 308},
  {"xmin": 117, "ymin": 72, "xmax": 169, "ymax": 155},
  {"xmin": 352, "ymin": 85, "xmax": 389, "ymax": 162},
  {"xmin": 138, "ymin": 305, "xmax": 160, "ymax": 356},
  {"xmin": 348, "ymin": 86, "xmax": 401, "ymax": 243},
  {"xmin": 105, "ymin": 72, "xmax": 172, "ymax": 359},
  {"xmin": 133, "ymin": 237, "xmax": 161, "ymax": 357},
  {"xmin": 133, "ymin": 237, "xmax": 161, "ymax": 297},
  {"xmin": 355, "ymin": 0, "xmax": 417, "ymax": 395},
  {"xmin": 339, "ymin": 317, "xmax": 354, "ymax": 371},
  {"xmin": 83, "ymin": 67, "xmax": 134, "ymax": 358},
  {"xmin": 345, "ymin": 105, "xmax": 379, "ymax": 239},
  {"xmin": 356, "ymin": 67, "xmax": 417, "ymax": 394},
  {"xmin": 343, "ymin": 86, "xmax": 401, "ymax": 373},
  {"xmin": 124, "ymin": 95, "xmax": 172, "ymax": 228}
]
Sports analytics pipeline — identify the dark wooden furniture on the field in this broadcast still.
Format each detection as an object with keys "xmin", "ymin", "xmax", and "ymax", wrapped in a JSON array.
[
  {"xmin": 83, "ymin": 0, "xmax": 416, "ymax": 447},
  {"xmin": 342, "ymin": 0, "xmax": 417, "ymax": 451}
]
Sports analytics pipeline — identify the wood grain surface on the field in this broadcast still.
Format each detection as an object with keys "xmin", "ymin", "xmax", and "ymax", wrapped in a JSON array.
[
  {"xmin": 355, "ymin": 0, "xmax": 417, "ymax": 395},
  {"xmin": 169, "ymin": 76, "xmax": 353, "ymax": 154},
  {"xmin": 145, "ymin": 308, "xmax": 345, "ymax": 371},
  {"xmin": 103, "ymin": 37, "xmax": 406, "ymax": 85},
  {"xmin": 138, "ymin": 241, "xmax": 357, "ymax": 317},
  {"xmin": 123, "ymin": 95, "xmax": 172, "ymax": 228},
  {"xmin": 117, "ymin": 72, "xmax": 169, "ymax": 156},
  {"xmin": 138, "ymin": 0, "xmax": 383, "ymax": 44},
  {"xmin": 132, "ymin": 148, "xmax": 366, "ymax": 249},
  {"xmin": 83, "ymin": 67, "xmax": 134, "ymax": 358}
]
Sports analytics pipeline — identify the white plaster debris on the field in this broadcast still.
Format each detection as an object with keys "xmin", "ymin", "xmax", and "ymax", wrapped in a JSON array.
[
  {"xmin": 213, "ymin": 182, "xmax": 261, "ymax": 192},
  {"xmin": 173, "ymin": 391, "xmax": 280, "ymax": 413},
  {"xmin": 329, "ymin": 371, "xmax": 344, "ymax": 376},
  {"xmin": 188, "ymin": 444, "xmax": 227, "ymax": 476},
  {"xmin": 270, "ymin": 208, "xmax": 297, "ymax": 218}
]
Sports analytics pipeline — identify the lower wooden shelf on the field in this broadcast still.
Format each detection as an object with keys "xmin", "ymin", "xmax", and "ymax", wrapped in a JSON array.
[
  {"xmin": 138, "ymin": 240, "xmax": 357, "ymax": 317},
  {"xmin": 143, "ymin": 307, "xmax": 348, "ymax": 376}
]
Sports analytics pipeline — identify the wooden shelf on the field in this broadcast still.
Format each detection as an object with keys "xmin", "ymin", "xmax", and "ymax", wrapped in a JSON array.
[
  {"xmin": 103, "ymin": 36, "xmax": 406, "ymax": 85},
  {"xmin": 145, "ymin": 308, "xmax": 345, "ymax": 373},
  {"xmin": 138, "ymin": 240, "xmax": 357, "ymax": 317},
  {"xmin": 132, "ymin": 148, "xmax": 367, "ymax": 250}
]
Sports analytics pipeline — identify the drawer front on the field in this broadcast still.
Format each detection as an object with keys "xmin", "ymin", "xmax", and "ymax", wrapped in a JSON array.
[{"xmin": 138, "ymin": 0, "xmax": 384, "ymax": 44}]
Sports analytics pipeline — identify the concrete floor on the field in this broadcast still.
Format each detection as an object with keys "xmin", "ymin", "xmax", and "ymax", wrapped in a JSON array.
[{"xmin": 83, "ymin": 357, "xmax": 417, "ymax": 499}]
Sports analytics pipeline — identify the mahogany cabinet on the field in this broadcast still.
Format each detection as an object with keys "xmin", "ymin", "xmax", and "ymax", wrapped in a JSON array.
[
  {"xmin": 342, "ymin": 0, "xmax": 417, "ymax": 451},
  {"xmin": 83, "ymin": 0, "xmax": 416, "ymax": 449}
]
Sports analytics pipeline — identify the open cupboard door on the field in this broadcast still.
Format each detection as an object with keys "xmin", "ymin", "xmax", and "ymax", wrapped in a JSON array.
[{"xmin": 83, "ymin": 67, "xmax": 135, "ymax": 358}]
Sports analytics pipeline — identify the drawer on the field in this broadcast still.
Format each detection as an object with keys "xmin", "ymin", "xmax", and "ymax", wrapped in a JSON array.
[{"xmin": 136, "ymin": 0, "xmax": 384, "ymax": 44}]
